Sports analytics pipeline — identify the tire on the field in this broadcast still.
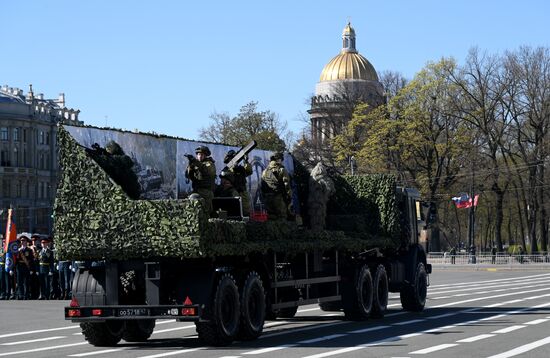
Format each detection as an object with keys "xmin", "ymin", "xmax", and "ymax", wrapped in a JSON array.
[
  {"xmin": 122, "ymin": 320, "xmax": 155, "ymax": 342},
  {"xmin": 80, "ymin": 321, "xmax": 123, "ymax": 347},
  {"xmin": 319, "ymin": 301, "xmax": 342, "ymax": 312},
  {"xmin": 400, "ymin": 263, "xmax": 427, "ymax": 312},
  {"xmin": 196, "ymin": 274, "xmax": 240, "ymax": 346},
  {"xmin": 343, "ymin": 264, "xmax": 373, "ymax": 321},
  {"xmin": 238, "ymin": 272, "xmax": 265, "ymax": 340},
  {"xmin": 371, "ymin": 265, "xmax": 388, "ymax": 318},
  {"xmin": 278, "ymin": 305, "xmax": 299, "ymax": 318}
]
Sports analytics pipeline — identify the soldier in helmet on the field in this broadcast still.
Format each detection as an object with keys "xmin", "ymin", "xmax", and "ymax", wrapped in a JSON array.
[
  {"xmin": 261, "ymin": 152, "xmax": 293, "ymax": 220},
  {"xmin": 223, "ymin": 150, "xmax": 253, "ymax": 216},
  {"xmin": 215, "ymin": 171, "xmax": 240, "ymax": 198},
  {"xmin": 185, "ymin": 146, "xmax": 217, "ymax": 214}
]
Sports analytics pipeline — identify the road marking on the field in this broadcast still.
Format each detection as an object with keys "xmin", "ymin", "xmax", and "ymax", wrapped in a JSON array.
[
  {"xmin": 487, "ymin": 268, "xmax": 497, "ymax": 272},
  {"xmin": 298, "ymin": 334, "xmax": 347, "ymax": 344},
  {"xmin": 137, "ymin": 348, "xmax": 204, "ymax": 358},
  {"xmin": 242, "ymin": 344, "xmax": 297, "ymax": 355},
  {"xmin": 260, "ymin": 322, "xmax": 348, "ymax": 340},
  {"xmin": 432, "ymin": 286, "xmax": 550, "ymax": 308},
  {"xmin": 423, "ymin": 325, "xmax": 456, "ymax": 333},
  {"xmin": 155, "ymin": 319, "xmax": 177, "ymax": 325},
  {"xmin": 348, "ymin": 325, "xmax": 390, "ymax": 334},
  {"xmin": 0, "ymin": 325, "xmax": 79, "ymax": 339},
  {"xmin": 0, "ymin": 342, "xmax": 87, "ymax": 357},
  {"xmin": 152, "ymin": 325, "xmax": 195, "ymax": 334},
  {"xmin": 524, "ymin": 318, "xmax": 549, "ymax": 325},
  {"xmin": 486, "ymin": 336, "xmax": 550, "ymax": 358},
  {"xmin": 427, "ymin": 312, "xmax": 455, "ymax": 320},
  {"xmin": 392, "ymin": 319, "xmax": 425, "ymax": 326},
  {"xmin": 69, "ymin": 348, "xmax": 127, "ymax": 357},
  {"xmin": 297, "ymin": 307, "xmax": 322, "ymax": 313},
  {"xmin": 456, "ymin": 334, "xmax": 495, "ymax": 343},
  {"xmin": 409, "ymin": 343, "xmax": 459, "ymax": 354},
  {"xmin": 491, "ymin": 325, "xmax": 525, "ymax": 334},
  {"xmin": 428, "ymin": 272, "xmax": 550, "ymax": 289},
  {"xmin": 1, "ymin": 336, "xmax": 66, "ymax": 345}
]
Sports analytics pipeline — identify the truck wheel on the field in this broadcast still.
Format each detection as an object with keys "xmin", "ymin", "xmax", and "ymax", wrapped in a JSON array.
[
  {"xmin": 122, "ymin": 320, "xmax": 155, "ymax": 342},
  {"xmin": 343, "ymin": 265, "xmax": 373, "ymax": 321},
  {"xmin": 400, "ymin": 263, "xmax": 427, "ymax": 312},
  {"xmin": 196, "ymin": 274, "xmax": 240, "ymax": 346},
  {"xmin": 80, "ymin": 321, "xmax": 123, "ymax": 346},
  {"xmin": 371, "ymin": 265, "xmax": 388, "ymax": 318},
  {"xmin": 238, "ymin": 272, "xmax": 265, "ymax": 340}
]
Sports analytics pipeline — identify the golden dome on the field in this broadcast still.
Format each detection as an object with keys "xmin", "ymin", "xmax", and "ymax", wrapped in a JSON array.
[
  {"xmin": 319, "ymin": 22, "xmax": 379, "ymax": 82},
  {"xmin": 320, "ymin": 52, "xmax": 378, "ymax": 82}
]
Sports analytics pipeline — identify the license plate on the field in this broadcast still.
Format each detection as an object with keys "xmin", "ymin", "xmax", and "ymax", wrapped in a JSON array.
[{"xmin": 118, "ymin": 308, "xmax": 148, "ymax": 317}]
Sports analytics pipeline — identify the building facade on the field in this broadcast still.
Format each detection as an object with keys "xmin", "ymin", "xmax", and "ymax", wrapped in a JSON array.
[
  {"xmin": 0, "ymin": 85, "xmax": 82, "ymax": 234},
  {"xmin": 309, "ymin": 23, "xmax": 385, "ymax": 145}
]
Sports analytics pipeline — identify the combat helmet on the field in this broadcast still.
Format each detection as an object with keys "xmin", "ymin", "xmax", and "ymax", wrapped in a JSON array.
[
  {"xmin": 195, "ymin": 146, "xmax": 211, "ymax": 156},
  {"xmin": 224, "ymin": 150, "xmax": 236, "ymax": 164}
]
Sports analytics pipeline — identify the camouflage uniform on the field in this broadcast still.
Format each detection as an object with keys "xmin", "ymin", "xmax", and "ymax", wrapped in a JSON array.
[
  {"xmin": 261, "ymin": 153, "xmax": 292, "ymax": 220},
  {"xmin": 224, "ymin": 151, "xmax": 253, "ymax": 216},
  {"xmin": 186, "ymin": 146, "xmax": 217, "ymax": 214}
]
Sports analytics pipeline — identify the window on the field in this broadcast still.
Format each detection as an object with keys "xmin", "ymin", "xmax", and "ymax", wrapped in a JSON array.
[
  {"xmin": 38, "ymin": 131, "xmax": 45, "ymax": 145},
  {"xmin": 13, "ymin": 128, "xmax": 20, "ymax": 141},
  {"xmin": 16, "ymin": 181, "xmax": 22, "ymax": 198},
  {"xmin": 0, "ymin": 127, "xmax": 8, "ymax": 141},
  {"xmin": 39, "ymin": 152, "xmax": 45, "ymax": 169},
  {"xmin": 23, "ymin": 148, "xmax": 27, "ymax": 167},
  {"xmin": 46, "ymin": 132, "xmax": 50, "ymax": 145},
  {"xmin": 23, "ymin": 129, "xmax": 26, "ymax": 143},
  {"xmin": 0, "ymin": 149, "xmax": 9, "ymax": 166}
]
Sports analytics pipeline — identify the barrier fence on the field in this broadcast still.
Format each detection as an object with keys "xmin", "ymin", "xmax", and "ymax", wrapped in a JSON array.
[{"xmin": 427, "ymin": 253, "xmax": 550, "ymax": 268}]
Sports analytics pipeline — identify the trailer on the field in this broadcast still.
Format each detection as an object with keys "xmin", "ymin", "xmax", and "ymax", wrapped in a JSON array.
[{"xmin": 56, "ymin": 125, "xmax": 431, "ymax": 346}]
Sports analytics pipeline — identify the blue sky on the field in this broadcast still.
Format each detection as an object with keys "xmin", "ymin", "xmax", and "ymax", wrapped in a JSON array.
[{"xmin": 1, "ymin": 0, "xmax": 548, "ymax": 141}]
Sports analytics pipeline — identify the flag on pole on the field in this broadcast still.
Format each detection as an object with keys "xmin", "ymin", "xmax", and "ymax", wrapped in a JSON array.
[
  {"xmin": 452, "ymin": 194, "xmax": 479, "ymax": 209},
  {"xmin": 4, "ymin": 209, "xmax": 18, "ymax": 272}
]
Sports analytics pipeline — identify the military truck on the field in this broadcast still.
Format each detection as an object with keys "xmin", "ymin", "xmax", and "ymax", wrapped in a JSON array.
[{"xmin": 56, "ymin": 124, "xmax": 431, "ymax": 347}]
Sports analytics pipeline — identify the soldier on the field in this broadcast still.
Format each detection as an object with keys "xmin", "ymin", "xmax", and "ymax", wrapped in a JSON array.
[
  {"xmin": 261, "ymin": 152, "xmax": 293, "ymax": 220},
  {"xmin": 15, "ymin": 235, "xmax": 34, "ymax": 300},
  {"xmin": 215, "ymin": 171, "xmax": 240, "ymax": 198},
  {"xmin": 29, "ymin": 234, "xmax": 42, "ymax": 299},
  {"xmin": 185, "ymin": 146, "xmax": 217, "ymax": 215},
  {"xmin": 38, "ymin": 237, "xmax": 55, "ymax": 300},
  {"xmin": 223, "ymin": 150, "xmax": 253, "ymax": 216}
]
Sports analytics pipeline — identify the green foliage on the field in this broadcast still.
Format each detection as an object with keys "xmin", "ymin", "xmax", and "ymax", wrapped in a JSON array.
[
  {"xmin": 54, "ymin": 127, "xmax": 403, "ymax": 261},
  {"xmin": 199, "ymin": 101, "xmax": 288, "ymax": 151}
]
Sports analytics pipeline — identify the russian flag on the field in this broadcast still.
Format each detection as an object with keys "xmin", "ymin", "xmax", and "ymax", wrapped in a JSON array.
[
  {"xmin": 452, "ymin": 194, "xmax": 479, "ymax": 209},
  {"xmin": 4, "ymin": 209, "xmax": 18, "ymax": 272}
]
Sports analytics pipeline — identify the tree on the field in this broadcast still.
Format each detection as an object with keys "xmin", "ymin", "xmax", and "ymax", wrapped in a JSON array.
[
  {"xmin": 199, "ymin": 101, "xmax": 291, "ymax": 152},
  {"xmin": 333, "ymin": 58, "xmax": 471, "ymax": 251}
]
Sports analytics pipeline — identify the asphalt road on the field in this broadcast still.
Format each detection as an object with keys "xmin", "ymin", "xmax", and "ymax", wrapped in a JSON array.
[{"xmin": 1, "ymin": 269, "xmax": 550, "ymax": 358}]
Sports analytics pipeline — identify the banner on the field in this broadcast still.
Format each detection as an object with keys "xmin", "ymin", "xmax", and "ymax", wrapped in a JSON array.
[
  {"xmin": 4, "ymin": 209, "xmax": 18, "ymax": 272},
  {"xmin": 452, "ymin": 194, "xmax": 479, "ymax": 209}
]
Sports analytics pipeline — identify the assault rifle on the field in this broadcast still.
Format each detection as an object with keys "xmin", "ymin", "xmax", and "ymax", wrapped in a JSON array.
[{"xmin": 224, "ymin": 140, "xmax": 257, "ymax": 170}]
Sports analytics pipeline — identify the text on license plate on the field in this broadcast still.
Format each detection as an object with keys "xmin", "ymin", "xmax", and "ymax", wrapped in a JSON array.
[{"xmin": 118, "ymin": 308, "xmax": 148, "ymax": 316}]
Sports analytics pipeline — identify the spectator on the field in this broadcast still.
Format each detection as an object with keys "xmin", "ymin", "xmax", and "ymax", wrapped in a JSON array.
[
  {"xmin": 450, "ymin": 246, "xmax": 457, "ymax": 264},
  {"xmin": 491, "ymin": 246, "xmax": 497, "ymax": 264}
]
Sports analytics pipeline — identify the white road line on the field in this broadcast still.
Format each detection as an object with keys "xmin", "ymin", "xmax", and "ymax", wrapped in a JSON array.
[
  {"xmin": 423, "ymin": 325, "xmax": 456, "ymax": 333},
  {"xmin": 0, "ymin": 342, "xmax": 87, "ymax": 357},
  {"xmin": 242, "ymin": 344, "xmax": 297, "ymax": 355},
  {"xmin": 524, "ymin": 318, "xmax": 549, "ymax": 325},
  {"xmin": 427, "ymin": 312, "xmax": 455, "ymax": 320},
  {"xmin": 297, "ymin": 307, "xmax": 322, "ymax": 313},
  {"xmin": 0, "ymin": 325, "xmax": 79, "ymax": 339},
  {"xmin": 219, "ymin": 356, "xmax": 242, "ymax": 358},
  {"xmin": 348, "ymin": 325, "xmax": 390, "ymax": 334},
  {"xmin": 428, "ymin": 272, "xmax": 550, "ymax": 289},
  {"xmin": 137, "ymin": 347, "xmax": 204, "ymax": 358},
  {"xmin": 155, "ymin": 320, "xmax": 177, "ymax": 325},
  {"xmin": 409, "ymin": 343, "xmax": 459, "ymax": 354},
  {"xmin": 429, "ymin": 277, "xmax": 550, "ymax": 295},
  {"xmin": 491, "ymin": 325, "xmax": 525, "ymax": 334},
  {"xmin": 392, "ymin": 319, "xmax": 425, "ymax": 326},
  {"xmin": 298, "ymin": 334, "xmax": 346, "ymax": 344},
  {"xmin": 486, "ymin": 336, "xmax": 550, "ymax": 358},
  {"xmin": 1, "ymin": 336, "xmax": 66, "ymax": 346},
  {"xmin": 68, "ymin": 348, "xmax": 127, "ymax": 357},
  {"xmin": 456, "ymin": 334, "xmax": 495, "ymax": 343},
  {"xmin": 432, "ymin": 286, "xmax": 550, "ymax": 308},
  {"xmin": 152, "ymin": 325, "xmax": 195, "ymax": 334}
]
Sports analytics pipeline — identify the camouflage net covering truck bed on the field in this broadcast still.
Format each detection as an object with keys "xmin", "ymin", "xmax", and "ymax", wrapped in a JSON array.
[{"xmin": 54, "ymin": 126, "xmax": 403, "ymax": 261}]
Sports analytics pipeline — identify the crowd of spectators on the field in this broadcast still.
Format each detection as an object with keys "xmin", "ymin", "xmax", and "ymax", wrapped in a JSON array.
[{"xmin": 0, "ymin": 233, "xmax": 75, "ymax": 300}]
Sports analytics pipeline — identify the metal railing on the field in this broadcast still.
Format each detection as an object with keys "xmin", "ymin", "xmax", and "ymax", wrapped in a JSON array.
[{"xmin": 427, "ymin": 253, "xmax": 550, "ymax": 268}]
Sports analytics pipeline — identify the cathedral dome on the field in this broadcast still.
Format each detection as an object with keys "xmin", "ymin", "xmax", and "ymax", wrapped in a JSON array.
[{"xmin": 319, "ymin": 22, "xmax": 379, "ymax": 82}]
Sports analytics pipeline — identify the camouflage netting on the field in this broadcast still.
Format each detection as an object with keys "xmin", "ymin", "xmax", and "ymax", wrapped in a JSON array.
[
  {"xmin": 327, "ymin": 174, "xmax": 403, "ymax": 247},
  {"xmin": 54, "ymin": 126, "xmax": 402, "ymax": 261}
]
